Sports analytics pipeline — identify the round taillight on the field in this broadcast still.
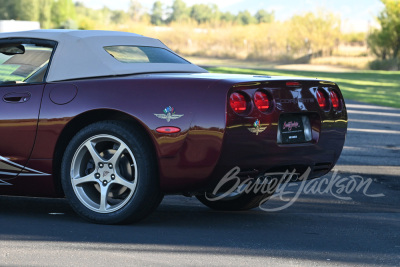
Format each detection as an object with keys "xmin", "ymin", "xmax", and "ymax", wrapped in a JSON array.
[
  {"xmin": 316, "ymin": 89, "xmax": 328, "ymax": 110},
  {"xmin": 330, "ymin": 90, "xmax": 340, "ymax": 110},
  {"xmin": 229, "ymin": 92, "xmax": 247, "ymax": 113},
  {"xmin": 254, "ymin": 91, "xmax": 270, "ymax": 112}
]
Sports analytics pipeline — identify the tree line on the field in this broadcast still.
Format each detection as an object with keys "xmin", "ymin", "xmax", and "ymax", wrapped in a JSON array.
[
  {"xmin": 0, "ymin": 0, "xmax": 274, "ymax": 28},
  {"xmin": 150, "ymin": 0, "xmax": 274, "ymax": 25},
  {"xmin": 0, "ymin": 0, "xmax": 398, "ymax": 70},
  {"xmin": 367, "ymin": 0, "xmax": 400, "ymax": 70},
  {"xmin": 0, "ymin": 0, "xmax": 76, "ymax": 29}
]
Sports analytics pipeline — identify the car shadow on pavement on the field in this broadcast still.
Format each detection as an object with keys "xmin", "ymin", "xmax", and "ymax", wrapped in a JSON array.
[{"xmin": 0, "ymin": 189, "xmax": 399, "ymax": 266}]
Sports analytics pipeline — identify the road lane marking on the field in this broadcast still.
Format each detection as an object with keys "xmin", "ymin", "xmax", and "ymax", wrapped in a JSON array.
[
  {"xmin": 346, "ymin": 104, "xmax": 400, "ymax": 111},
  {"xmin": 334, "ymin": 165, "xmax": 400, "ymax": 176},
  {"xmin": 347, "ymin": 110, "xmax": 400, "ymax": 117},
  {"xmin": 349, "ymin": 119, "xmax": 400, "ymax": 125},
  {"xmin": 348, "ymin": 128, "xmax": 400, "ymax": 134}
]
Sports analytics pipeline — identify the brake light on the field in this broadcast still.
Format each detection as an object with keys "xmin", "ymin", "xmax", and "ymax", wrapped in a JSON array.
[
  {"xmin": 229, "ymin": 92, "xmax": 247, "ymax": 113},
  {"xmin": 330, "ymin": 91, "xmax": 340, "ymax": 110},
  {"xmin": 316, "ymin": 89, "xmax": 328, "ymax": 110},
  {"xmin": 254, "ymin": 91, "xmax": 270, "ymax": 112},
  {"xmin": 286, "ymin": 81, "xmax": 301, "ymax": 87}
]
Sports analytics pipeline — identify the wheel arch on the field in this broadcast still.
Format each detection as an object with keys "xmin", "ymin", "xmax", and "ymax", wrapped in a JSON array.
[{"xmin": 52, "ymin": 109, "xmax": 157, "ymax": 196}]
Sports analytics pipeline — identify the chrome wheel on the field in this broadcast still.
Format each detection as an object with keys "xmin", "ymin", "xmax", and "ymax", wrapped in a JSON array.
[{"xmin": 70, "ymin": 134, "xmax": 138, "ymax": 214}]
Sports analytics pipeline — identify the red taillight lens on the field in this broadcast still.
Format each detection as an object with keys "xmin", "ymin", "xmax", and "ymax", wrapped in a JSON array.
[
  {"xmin": 286, "ymin": 81, "xmax": 301, "ymax": 87},
  {"xmin": 229, "ymin": 92, "xmax": 247, "ymax": 113},
  {"xmin": 316, "ymin": 89, "xmax": 328, "ymax": 110},
  {"xmin": 330, "ymin": 90, "xmax": 340, "ymax": 110},
  {"xmin": 156, "ymin": 126, "xmax": 181, "ymax": 134},
  {"xmin": 254, "ymin": 91, "xmax": 270, "ymax": 112}
]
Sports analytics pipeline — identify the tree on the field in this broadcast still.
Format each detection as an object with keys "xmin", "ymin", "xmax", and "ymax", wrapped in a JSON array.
[
  {"xmin": 255, "ymin": 9, "xmax": 274, "ymax": 24},
  {"xmin": 367, "ymin": 0, "xmax": 400, "ymax": 60},
  {"xmin": 368, "ymin": 29, "xmax": 392, "ymax": 60},
  {"xmin": 235, "ymin": 10, "xmax": 256, "ymax": 25},
  {"xmin": 21, "ymin": 0, "xmax": 40, "ymax": 21},
  {"xmin": 39, "ymin": 0, "xmax": 54, "ymax": 28},
  {"xmin": 0, "ymin": 0, "xmax": 16, "ymax": 20},
  {"xmin": 52, "ymin": 0, "xmax": 76, "ymax": 28},
  {"xmin": 190, "ymin": 4, "xmax": 214, "ymax": 24},
  {"xmin": 288, "ymin": 11, "xmax": 341, "ymax": 56},
  {"xmin": 0, "ymin": 0, "xmax": 40, "ymax": 21},
  {"xmin": 220, "ymin": 11, "xmax": 235, "ymax": 23},
  {"xmin": 111, "ymin": 10, "xmax": 129, "ymax": 25},
  {"xmin": 129, "ymin": 0, "xmax": 143, "ymax": 22},
  {"xmin": 0, "ymin": 0, "xmax": 53, "ymax": 24},
  {"xmin": 151, "ymin": 1, "xmax": 163, "ymax": 25},
  {"xmin": 168, "ymin": 0, "xmax": 190, "ymax": 23}
]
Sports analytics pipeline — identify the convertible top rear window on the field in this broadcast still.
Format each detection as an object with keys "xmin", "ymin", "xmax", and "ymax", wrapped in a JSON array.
[{"xmin": 104, "ymin": 46, "xmax": 189, "ymax": 64}]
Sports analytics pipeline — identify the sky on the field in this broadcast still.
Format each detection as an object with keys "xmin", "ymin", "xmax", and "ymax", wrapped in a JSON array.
[{"xmin": 77, "ymin": 0, "xmax": 385, "ymax": 32}]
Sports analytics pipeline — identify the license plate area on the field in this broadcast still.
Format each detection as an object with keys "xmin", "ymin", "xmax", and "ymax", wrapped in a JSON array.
[{"xmin": 278, "ymin": 114, "xmax": 311, "ymax": 144}]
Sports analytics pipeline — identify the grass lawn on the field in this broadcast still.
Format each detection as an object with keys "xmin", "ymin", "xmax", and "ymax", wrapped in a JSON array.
[
  {"xmin": 0, "ymin": 65, "xmax": 22, "ymax": 82},
  {"xmin": 206, "ymin": 67, "xmax": 400, "ymax": 108}
]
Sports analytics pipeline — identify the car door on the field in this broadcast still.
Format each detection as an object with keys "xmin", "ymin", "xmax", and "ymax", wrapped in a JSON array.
[
  {"xmin": 0, "ymin": 38, "xmax": 54, "ymax": 184},
  {"xmin": 0, "ymin": 83, "xmax": 45, "ymax": 182}
]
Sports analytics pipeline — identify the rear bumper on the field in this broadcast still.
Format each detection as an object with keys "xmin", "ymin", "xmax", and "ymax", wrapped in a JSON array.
[{"xmin": 205, "ymin": 118, "xmax": 347, "ymax": 190}]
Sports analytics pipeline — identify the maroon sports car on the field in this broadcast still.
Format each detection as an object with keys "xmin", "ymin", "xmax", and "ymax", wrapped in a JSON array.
[{"xmin": 0, "ymin": 30, "xmax": 347, "ymax": 224}]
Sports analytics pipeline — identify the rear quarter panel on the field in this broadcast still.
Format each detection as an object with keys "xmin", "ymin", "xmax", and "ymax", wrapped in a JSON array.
[{"xmin": 28, "ymin": 75, "xmax": 229, "ymax": 194}]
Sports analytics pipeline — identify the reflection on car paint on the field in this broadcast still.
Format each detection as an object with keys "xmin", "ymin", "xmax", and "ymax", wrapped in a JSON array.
[{"xmin": 0, "ymin": 155, "xmax": 50, "ymax": 182}]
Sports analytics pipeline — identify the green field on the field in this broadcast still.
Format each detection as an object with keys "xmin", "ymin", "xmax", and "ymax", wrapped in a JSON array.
[
  {"xmin": 0, "ymin": 65, "xmax": 22, "ymax": 82},
  {"xmin": 206, "ymin": 67, "xmax": 400, "ymax": 108}
]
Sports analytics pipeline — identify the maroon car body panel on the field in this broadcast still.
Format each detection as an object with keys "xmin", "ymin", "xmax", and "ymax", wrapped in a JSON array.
[
  {"xmin": 0, "ymin": 72, "xmax": 347, "ymax": 197},
  {"xmin": 0, "ymin": 84, "xmax": 44, "ymax": 176}
]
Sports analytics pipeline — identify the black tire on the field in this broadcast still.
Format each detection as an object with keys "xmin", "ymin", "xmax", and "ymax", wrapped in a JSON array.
[
  {"xmin": 196, "ymin": 186, "xmax": 276, "ymax": 211},
  {"xmin": 61, "ymin": 121, "xmax": 163, "ymax": 224}
]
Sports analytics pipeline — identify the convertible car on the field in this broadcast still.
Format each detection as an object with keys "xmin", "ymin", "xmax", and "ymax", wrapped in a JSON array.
[{"xmin": 0, "ymin": 30, "xmax": 347, "ymax": 224}]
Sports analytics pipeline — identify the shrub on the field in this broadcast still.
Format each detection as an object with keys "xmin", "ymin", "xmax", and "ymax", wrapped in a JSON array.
[{"xmin": 369, "ymin": 58, "xmax": 399, "ymax": 71}]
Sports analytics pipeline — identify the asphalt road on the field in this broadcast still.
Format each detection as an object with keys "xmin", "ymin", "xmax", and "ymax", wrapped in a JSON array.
[{"xmin": 0, "ymin": 100, "xmax": 399, "ymax": 267}]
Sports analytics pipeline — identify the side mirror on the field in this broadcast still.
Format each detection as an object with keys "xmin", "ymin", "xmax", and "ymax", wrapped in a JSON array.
[{"xmin": 0, "ymin": 44, "xmax": 25, "ymax": 55}]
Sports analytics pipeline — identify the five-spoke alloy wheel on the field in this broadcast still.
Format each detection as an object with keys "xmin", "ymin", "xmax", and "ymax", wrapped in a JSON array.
[{"xmin": 61, "ymin": 121, "xmax": 162, "ymax": 224}]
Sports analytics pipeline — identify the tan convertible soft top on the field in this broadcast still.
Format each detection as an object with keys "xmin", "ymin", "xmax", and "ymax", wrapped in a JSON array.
[{"xmin": 0, "ymin": 30, "xmax": 207, "ymax": 82}]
